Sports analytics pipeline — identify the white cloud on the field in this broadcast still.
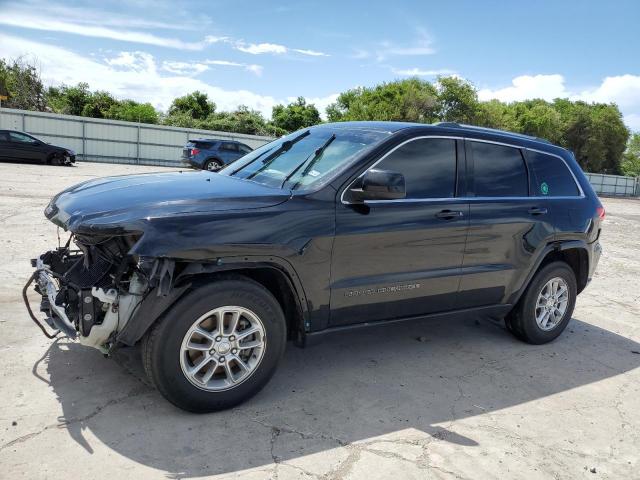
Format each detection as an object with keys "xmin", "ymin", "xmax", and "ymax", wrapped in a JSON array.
[
  {"xmin": 478, "ymin": 74, "xmax": 640, "ymax": 130},
  {"xmin": 204, "ymin": 60, "xmax": 264, "ymax": 76},
  {"xmin": 478, "ymin": 74, "xmax": 569, "ymax": 102},
  {"xmin": 392, "ymin": 67, "xmax": 456, "ymax": 76},
  {"xmin": 0, "ymin": 2, "xmax": 329, "ymax": 57},
  {"xmin": 0, "ymin": 33, "xmax": 334, "ymax": 119},
  {"xmin": 0, "ymin": 15, "xmax": 209, "ymax": 50},
  {"xmin": 236, "ymin": 42, "xmax": 288, "ymax": 55},
  {"xmin": 0, "ymin": 33, "xmax": 277, "ymax": 115},
  {"xmin": 161, "ymin": 61, "xmax": 209, "ymax": 76},
  {"xmin": 291, "ymin": 48, "xmax": 330, "ymax": 57},
  {"xmin": 1, "ymin": 0, "xmax": 188, "ymax": 31},
  {"xmin": 234, "ymin": 42, "xmax": 328, "ymax": 57},
  {"xmin": 375, "ymin": 28, "xmax": 435, "ymax": 61}
]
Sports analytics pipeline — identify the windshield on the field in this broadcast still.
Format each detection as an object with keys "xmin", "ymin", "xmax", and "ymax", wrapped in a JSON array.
[{"xmin": 219, "ymin": 128, "xmax": 389, "ymax": 190}]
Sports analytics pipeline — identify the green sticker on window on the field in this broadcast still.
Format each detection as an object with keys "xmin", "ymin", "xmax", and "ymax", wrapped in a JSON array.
[{"xmin": 540, "ymin": 182, "xmax": 549, "ymax": 195}]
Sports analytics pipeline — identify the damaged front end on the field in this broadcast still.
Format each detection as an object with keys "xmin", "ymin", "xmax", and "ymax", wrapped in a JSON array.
[{"xmin": 25, "ymin": 233, "xmax": 149, "ymax": 353}]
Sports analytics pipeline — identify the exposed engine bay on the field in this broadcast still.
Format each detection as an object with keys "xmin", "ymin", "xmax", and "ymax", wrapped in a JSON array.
[{"xmin": 26, "ymin": 233, "xmax": 150, "ymax": 353}]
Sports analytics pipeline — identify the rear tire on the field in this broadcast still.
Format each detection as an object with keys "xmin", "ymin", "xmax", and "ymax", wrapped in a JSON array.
[
  {"xmin": 203, "ymin": 158, "xmax": 223, "ymax": 172},
  {"xmin": 142, "ymin": 277, "xmax": 286, "ymax": 412},
  {"xmin": 506, "ymin": 261, "xmax": 577, "ymax": 344}
]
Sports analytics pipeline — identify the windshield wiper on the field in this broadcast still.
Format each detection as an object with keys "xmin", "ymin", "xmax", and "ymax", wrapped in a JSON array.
[
  {"xmin": 281, "ymin": 134, "xmax": 336, "ymax": 189},
  {"xmin": 245, "ymin": 130, "xmax": 310, "ymax": 180},
  {"xmin": 229, "ymin": 147, "xmax": 272, "ymax": 175}
]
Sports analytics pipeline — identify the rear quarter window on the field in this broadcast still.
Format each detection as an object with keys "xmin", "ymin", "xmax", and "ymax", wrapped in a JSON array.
[{"xmin": 526, "ymin": 151, "xmax": 581, "ymax": 197}]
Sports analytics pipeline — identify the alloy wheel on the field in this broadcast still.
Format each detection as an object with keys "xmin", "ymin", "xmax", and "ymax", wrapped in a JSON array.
[
  {"xmin": 534, "ymin": 277, "xmax": 570, "ymax": 331},
  {"xmin": 179, "ymin": 306, "xmax": 266, "ymax": 391}
]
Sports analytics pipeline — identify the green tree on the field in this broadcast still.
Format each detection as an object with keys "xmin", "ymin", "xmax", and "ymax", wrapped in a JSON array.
[
  {"xmin": 327, "ymin": 78, "xmax": 439, "ymax": 123},
  {"xmin": 271, "ymin": 97, "xmax": 321, "ymax": 132},
  {"xmin": 105, "ymin": 100, "xmax": 159, "ymax": 124},
  {"xmin": 560, "ymin": 101, "xmax": 629, "ymax": 173},
  {"xmin": 46, "ymin": 82, "xmax": 92, "ymax": 116},
  {"xmin": 437, "ymin": 76, "xmax": 478, "ymax": 123},
  {"xmin": 621, "ymin": 133, "xmax": 640, "ymax": 177},
  {"xmin": 516, "ymin": 101, "xmax": 563, "ymax": 144},
  {"xmin": 80, "ymin": 90, "xmax": 119, "ymax": 118},
  {"xmin": 198, "ymin": 106, "xmax": 274, "ymax": 136},
  {"xmin": 0, "ymin": 57, "xmax": 46, "ymax": 111},
  {"xmin": 167, "ymin": 91, "xmax": 215, "ymax": 120},
  {"xmin": 474, "ymin": 99, "xmax": 518, "ymax": 131}
]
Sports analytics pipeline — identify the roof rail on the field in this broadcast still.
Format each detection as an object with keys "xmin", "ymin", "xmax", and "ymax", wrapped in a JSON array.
[{"xmin": 433, "ymin": 122, "xmax": 551, "ymax": 144}]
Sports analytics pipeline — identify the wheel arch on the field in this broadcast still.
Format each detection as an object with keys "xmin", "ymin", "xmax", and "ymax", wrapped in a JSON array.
[
  {"xmin": 118, "ymin": 260, "xmax": 308, "ymax": 347},
  {"xmin": 511, "ymin": 241, "xmax": 590, "ymax": 306}
]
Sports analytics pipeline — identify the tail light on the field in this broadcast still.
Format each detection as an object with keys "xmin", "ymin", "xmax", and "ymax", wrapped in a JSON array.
[
  {"xmin": 596, "ymin": 206, "xmax": 605, "ymax": 220},
  {"xmin": 191, "ymin": 148, "xmax": 200, "ymax": 156}
]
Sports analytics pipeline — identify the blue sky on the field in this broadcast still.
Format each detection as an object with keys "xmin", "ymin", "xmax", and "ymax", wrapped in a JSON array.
[{"xmin": 1, "ymin": 0, "xmax": 639, "ymax": 129}]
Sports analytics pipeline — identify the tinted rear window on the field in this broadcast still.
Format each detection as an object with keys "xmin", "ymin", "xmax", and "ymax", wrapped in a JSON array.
[
  {"xmin": 470, "ymin": 141, "xmax": 528, "ymax": 197},
  {"xmin": 527, "ymin": 151, "xmax": 580, "ymax": 197}
]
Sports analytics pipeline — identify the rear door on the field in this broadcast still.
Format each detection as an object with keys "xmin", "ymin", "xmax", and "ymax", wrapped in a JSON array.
[
  {"xmin": 330, "ymin": 137, "xmax": 469, "ymax": 326},
  {"xmin": 219, "ymin": 142, "xmax": 243, "ymax": 163},
  {"xmin": 458, "ymin": 140, "xmax": 555, "ymax": 308},
  {"xmin": 524, "ymin": 148, "xmax": 585, "ymax": 241}
]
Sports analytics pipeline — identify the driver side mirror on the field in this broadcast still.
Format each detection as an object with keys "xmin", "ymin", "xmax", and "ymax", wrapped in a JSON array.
[{"xmin": 347, "ymin": 169, "xmax": 406, "ymax": 203}]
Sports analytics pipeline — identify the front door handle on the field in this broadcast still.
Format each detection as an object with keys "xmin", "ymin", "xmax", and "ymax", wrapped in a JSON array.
[
  {"xmin": 528, "ymin": 207, "xmax": 548, "ymax": 216},
  {"xmin": 435, "ymin": 210, "xmax": 464, "ymax": 220}
]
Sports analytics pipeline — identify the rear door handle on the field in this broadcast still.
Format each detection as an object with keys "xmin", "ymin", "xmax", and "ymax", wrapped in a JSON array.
[
  {"xmin": 436, "ymin": 210, "xmax": 464, "ymax": 220},
  {"xmin": 528, "ymin": 207, "xmax": 548, "ymax": 215}
]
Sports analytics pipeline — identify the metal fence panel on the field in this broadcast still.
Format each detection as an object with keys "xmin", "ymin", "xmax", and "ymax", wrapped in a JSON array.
[
  {"xmin": 0, "ymin": 107, "xmax": 274, "ymax": 167},
  {"xmin": 586, "ymin": 173, "xmax": 639, "ymax": 197}
]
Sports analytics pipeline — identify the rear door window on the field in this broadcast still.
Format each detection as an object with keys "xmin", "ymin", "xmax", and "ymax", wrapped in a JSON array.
[
  {"xmin": 221, "ymin": 142, "xmax": 239, "ymax": 152},
  {"xmin": 469, "ymin": 141, "xmax": 528, "ymax": 197},
  {"xmin": 374, "ymin": 138, "xmax": 457, "ymax": 199},
  {"xmin": 527, "ymin": 151, "xmax": 580, "ymax": 197}
]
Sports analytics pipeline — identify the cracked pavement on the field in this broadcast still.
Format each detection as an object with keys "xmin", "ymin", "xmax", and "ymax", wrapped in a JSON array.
[{"xmin": 0, "ymin": 162, "xmax": 639, "ymax": 479}]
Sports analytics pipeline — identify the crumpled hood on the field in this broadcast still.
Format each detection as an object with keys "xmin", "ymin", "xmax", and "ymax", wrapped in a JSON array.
[{"xmin": 45, "ymin": 170, "xmax": 290, "ymax": 232}]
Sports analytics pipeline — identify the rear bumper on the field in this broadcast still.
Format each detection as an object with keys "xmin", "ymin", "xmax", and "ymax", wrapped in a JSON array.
[
  {"xmin": 181, "ymin": 157, "xmax": 201, "ymax": 169},
  {"xmin": 587, "ymin": 240, "xmax": 602, "ymax": 284}
]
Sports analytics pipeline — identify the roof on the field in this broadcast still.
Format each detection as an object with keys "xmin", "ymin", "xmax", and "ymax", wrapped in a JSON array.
[
  {"xmin": 191, "ymin": 138, "xmax": 246, "ymax": 143},
  {"xmin": 316, "ymin": 121, "xmax": 556, "ymax": 150}
]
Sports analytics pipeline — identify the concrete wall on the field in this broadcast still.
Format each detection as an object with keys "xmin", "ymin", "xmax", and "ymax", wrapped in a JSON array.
[{"xmin": 0, "ymin": 107, "xmax": 274, "ymax": 167}]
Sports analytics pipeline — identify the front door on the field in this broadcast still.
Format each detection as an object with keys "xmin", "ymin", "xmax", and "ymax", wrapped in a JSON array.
[
  {"xmin": 330, "ymin": 137, "xmax": 469, "ymax": 326},
  {"xmin": 8, "ymin": 131, "xmax": 43, "ymax": 161}
]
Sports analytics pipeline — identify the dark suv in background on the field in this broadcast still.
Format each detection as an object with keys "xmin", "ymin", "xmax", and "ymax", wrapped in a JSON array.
[
  {"xmin": 181, "ymin": 138, "xmax": 253, "ymax": 171},
  {"xmin": 0, "ymin": 130, "xmax": 76, "ymax": 165},
  {"xmin": 29, "ymin": 121, "xmax": 603, "ymax": 412}
]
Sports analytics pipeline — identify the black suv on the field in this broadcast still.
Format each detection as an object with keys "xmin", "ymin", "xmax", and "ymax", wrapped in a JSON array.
[
  {"xmin": 181, "ymin": 138, "xmax": 253, "ymax": 171},
  {"xmin": 0, "ymin": 130, "xmax": 76, "ymax": 165},
  {"xmin": 27, "ymin": 121, "xmax": 603, "ymax": 412}
]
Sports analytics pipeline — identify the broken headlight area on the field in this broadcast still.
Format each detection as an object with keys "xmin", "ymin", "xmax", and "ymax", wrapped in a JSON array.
[{"xmin": 26, "ymin": 233, "xmax": 148, "ymax": 353}]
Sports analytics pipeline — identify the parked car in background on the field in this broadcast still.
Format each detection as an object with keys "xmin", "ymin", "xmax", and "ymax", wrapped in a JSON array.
[
  {"xmin": 0, "ymin": 130, "xmax": 76, "ymax": 165},
  {"xmin": 181, "ymin": 138, "xmax": 253, "ymax": 171},
  {"xmin": 28, "ymin": 121, "xmax": 603, "ymax": 412}
]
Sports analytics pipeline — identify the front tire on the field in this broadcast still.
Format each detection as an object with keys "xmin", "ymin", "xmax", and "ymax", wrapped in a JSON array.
[
  {"xmin": 142, "ymin": 277, "xmax": 286, "ymax": 412},
  {"xmin": 506, "ymin": 261, "xmax": 577, "ymax": 345},
  {"xmin": 48, "ymin": 153, "xmax": 65, "ymax": 166}
]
